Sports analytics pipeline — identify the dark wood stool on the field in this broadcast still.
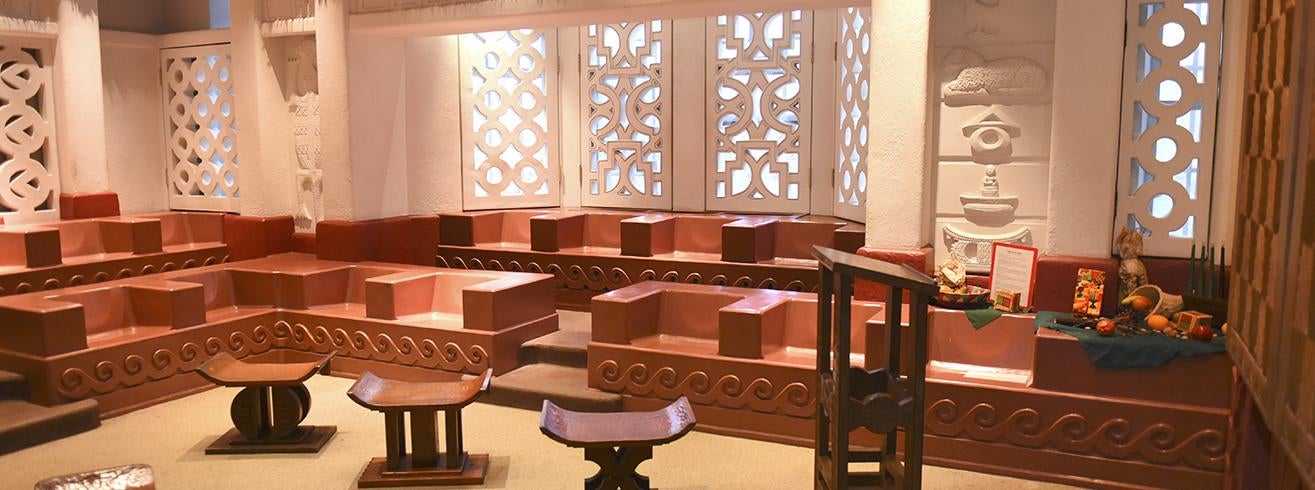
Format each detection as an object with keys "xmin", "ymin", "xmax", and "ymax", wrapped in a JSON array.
[
  {"xmin": 196, "ymin": 351, "xmax": 336, "ymax": 454},
  {"xmin": 347, "ymin": 370, "xmax": 493, "ymax": 488},
  {"xmin": 539, "ymin": 396, "xmax": 696, "ymax": 490}
]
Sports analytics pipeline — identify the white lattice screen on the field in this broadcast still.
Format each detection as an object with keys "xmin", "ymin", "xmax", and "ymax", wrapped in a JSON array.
[
  {"xmin": 162, "ymin": 44, "xmax": 240, "ymax": 213},
  {"xmin": 460, "ymin": 30, "xmax": 560, "ymax": 210},
  {"xmin": 581, "ymin": 21, "xmax": 672, "ymax": 209},
  {"xmin": 0, "ymin": 38, "xmax": 58, "ymax": 223},
  {"xmin": 1115, "ymin": 0, "xmax": 1222, "ymax": 257},
  {"xmin": 834, "ymin": 7, "xmax": 870, "ymax": 222},
  {"xmin": 706, "ymin": 11, "xmax": 813, "ymax": 214}
]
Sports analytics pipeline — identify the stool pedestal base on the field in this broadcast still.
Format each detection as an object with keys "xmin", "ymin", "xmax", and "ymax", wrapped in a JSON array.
[
  {"xmin": 204, "ymin": 425, "xmax": 337, "ymax": 455},
  {"xmin": 356, "ymin": 453, "xmax": 489, "ymax": 488}
]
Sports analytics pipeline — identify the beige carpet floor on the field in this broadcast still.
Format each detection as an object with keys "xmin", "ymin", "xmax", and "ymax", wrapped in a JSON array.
[{"xmin": 0, "ymin": 375, "xmax": 1073, "ymax": 490}]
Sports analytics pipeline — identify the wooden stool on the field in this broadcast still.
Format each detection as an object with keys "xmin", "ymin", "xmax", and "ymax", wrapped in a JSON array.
[
  {"xmin": 347, "ymin": 370, "xmax": 493, "ymax": 488},
  {"xmin": 196, "ymin": 352, "xmax": 336, "ymax": 454},
  {"xmin": 539, "ymin": 397, "xmax": 696, "ymax": 490},
  {"xmin": 35, "ymin": 464, "xmax": 155, "ymax": 490}
]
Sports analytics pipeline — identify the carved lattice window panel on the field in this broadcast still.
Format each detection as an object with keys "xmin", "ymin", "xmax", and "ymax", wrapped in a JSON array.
[
  {"xmin": 834, "ymin": 7, "xmax": 870, "ymax": 222},
  {"xmin": 162, "ymin": 44, "xmax": 239, "ymax": 213},
  {"xmin": 706, "ymin": 11, "xmax": 813, "ymax": 214},
  {"xmin": 0, "ymin": 38, "xmax": 57, "ymax": 223},
  {"xmin": 460, "ymin": 30, "xmax": 560, "ymax": 210},
  {"xmin": 581, "ymin": 21, "xmax": 672, "ymax": 209},
  {"xmin": 1115, "ymin": 0, "xmax": 1222, "ymax": 257}
]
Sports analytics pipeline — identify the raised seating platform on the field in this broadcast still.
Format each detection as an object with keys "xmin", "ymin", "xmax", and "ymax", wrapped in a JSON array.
[
  {"xmin": 0, "ymin": 254, "xmax": 558, "ymax": 419},
  {"xmin": 0, "ymin": 212, "xmax": 228, "ymax": 296},
  {"xmin": 435, "ymin": 210, "xmax": 864, "ymax": 309},
  {"xmin": 586, "ymin": 281, "xmax": 1230, "ymax": 489}
]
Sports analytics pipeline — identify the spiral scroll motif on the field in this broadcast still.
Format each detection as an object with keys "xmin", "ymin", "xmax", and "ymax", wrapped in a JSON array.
[
  {"xmin": 270, "ymin": 321, "xmax": 489, "ymax": 374},
  {"xmin": 57, "ymin": 325, "xmax": 276, "ymax": 399},
  {"xmin": 926, "ymin": 398, "xmax": 1226, "ymax": 471},
  {"xmin": 594, "ymin": 359, "xmax": 812, "ymax": 417}
]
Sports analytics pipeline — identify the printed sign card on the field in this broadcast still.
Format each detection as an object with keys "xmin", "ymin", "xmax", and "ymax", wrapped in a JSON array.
[{"xmin": 988, "ymin": 243, "xmax": 1039, "ymax": 309}]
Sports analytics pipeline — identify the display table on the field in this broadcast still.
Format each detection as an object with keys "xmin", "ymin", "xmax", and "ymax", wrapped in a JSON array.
[
  {"xmin": 539, "ymin": 396, "xmax": 696, "ymax": 490},
  {"xmin": 196, "ymin": 351, "xmax": 336, "ymax": 454},
  {"xmin": 347, "ymin": 370, "xmax": 493, "ymax": 487}
]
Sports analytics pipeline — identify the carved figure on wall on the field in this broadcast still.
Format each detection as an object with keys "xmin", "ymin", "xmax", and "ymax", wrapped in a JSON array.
[
  {"xmin": 287, "ymin": 38, "xmax": 322, "ymax": 233},
  {"xmin": 942, "ymin": 48, "xmax": 1048, "ymax": 105},
  {"xmin": 1116, "ymin": 227, "xmax": 1149, "ymax": 302}
]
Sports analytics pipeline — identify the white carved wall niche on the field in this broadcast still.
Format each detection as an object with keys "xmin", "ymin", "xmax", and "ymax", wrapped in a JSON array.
[
  {"xmin": 932, "ymin": 0, "xmax": 1055, "ymax": 272},
  {"xmin": 0, "ymin": 38, "xmax": 58, "ymax": 223}
]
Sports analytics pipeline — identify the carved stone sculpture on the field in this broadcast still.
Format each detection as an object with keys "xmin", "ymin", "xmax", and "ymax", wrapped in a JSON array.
[
  {"xmin": 1116, "ymin": 227, "xmax": 1149, "ymax": 302},
  {"xmin": 942, "ymin": 48, "xmax": 1048, "ymax": 104}
]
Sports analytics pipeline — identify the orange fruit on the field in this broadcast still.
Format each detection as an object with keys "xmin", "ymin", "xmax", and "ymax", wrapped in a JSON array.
[
  {"xmin": 1146, "ymin": 314, "xmax": 1171, "ymax": 332},
  {"xmin": 1128, "ymin": 295, "xmax": 1152, "ymax": 312}
]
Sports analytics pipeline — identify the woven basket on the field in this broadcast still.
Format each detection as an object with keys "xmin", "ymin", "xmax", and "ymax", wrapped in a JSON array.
[{"xmin": 1129, "ymin": 284, "xmax": 1184, "ymax": 317}]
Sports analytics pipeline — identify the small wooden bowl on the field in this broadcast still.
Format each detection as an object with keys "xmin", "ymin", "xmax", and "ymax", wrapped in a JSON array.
[{"xmin": 933, "ymin": 285, "xmax": 990, "ymax": 310}]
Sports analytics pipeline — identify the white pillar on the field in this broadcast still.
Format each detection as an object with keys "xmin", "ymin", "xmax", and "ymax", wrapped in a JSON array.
[
  {"xmin": 230, "ymin": 0, "xmax": 296, "ymax": 217},
  {"xmin": 405, "ymin": 36, "xmax": 463, "ymax": 214},
  {"xmin": 1044, "ymin": 1, "xmax": 1123, "ymax": 257},
  {"xmin": 53, "ymin": 0, "xmax": 110, "ymax": 195},
  {"xmin": 316, "ymin": 0, "xmax": 354, "ymax": 220},
  {"xmin": 346, "ymin": 32, "xmax": 408, "ymax": 220},
  {"xmin": 865, "ymin": 0, "xmax": 933, "ymax": 249}
]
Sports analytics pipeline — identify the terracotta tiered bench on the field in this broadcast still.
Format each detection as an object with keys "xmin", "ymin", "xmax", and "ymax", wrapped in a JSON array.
[
  {"xmin": 540, "ymin": 396, "xmax": 696, "ymax": 490},
  {"xmin": 196, "ymin": 352, "xmax": 336, "ymax": 454},
  {"xmin": 0, "ymin": 253, "xmax": 557, "ymax": 417},
  {"xmin": 586, "ymin": 281, "xmax": 1232, "ymax": 489},
  {"xmin": 435, "ymin": 210, "xmax": 863, "ymax": 309},
  {"xmin": 348, "ymin": 370, "xmax": 493, "ymax": 487},
  {"xmin": 0, "ymin": 212, "xmax": 228, "ymax": 296}
]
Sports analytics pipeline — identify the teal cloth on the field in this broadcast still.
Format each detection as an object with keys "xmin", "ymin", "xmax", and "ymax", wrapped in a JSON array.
[
  {"xmin": 964, "ymin": 307, "xmax": 1004, "ymax": 329},
  {"xmin": 1033, "ymin": 310, "xmax": 1227, "ymax": 368}
]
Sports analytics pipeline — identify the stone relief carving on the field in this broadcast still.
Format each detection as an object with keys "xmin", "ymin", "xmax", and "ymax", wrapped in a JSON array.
[
  {"xmin": 262, "ymin": 0, "xmax": 315, "ymax": 21},
  {"xmin": 942, "ymin": 226, "xmax": 1032, "ymax": 272},
  {"xmin": 287, "ymin": 39, "xmax": 322, "ymax": 233},
  {"xmin": 942, "ymin": 48, "xmax": 1048, "ymax": 106}
]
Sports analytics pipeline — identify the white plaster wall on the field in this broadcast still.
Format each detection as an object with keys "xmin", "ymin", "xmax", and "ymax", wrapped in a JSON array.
[
  {"xmin": 99, "ymin": 30, "xmax": 167, "ymax": 213},
  {"xmin": 231, "ymin": 0, "xmax": 297, "ymax": 217},
  {"xmin": 346, "ymin": 33, "xmax": 409, "ymax": 220},
  {"xmin": 98, "ymin": 0, "xmax": 166, "ymax": 33},
  {"xmin": 54, "ymin": 0, "xmax": 110, "ymax": 195},
  {"xmin": 404, "ymin": 36, "xmax": 462, "ymax": 214},
  {"xmin": 316, "ymin": 0, "xmax": 353, "ymax": 220},
  {"xmin": 1044, "ymin": 1, "xmax": 1123, "ymax": 257},
  {"xmin": 865, "ymin": 0, "xmax": 932, "ymax": 249},
  {"xmin": 1209, "ymin": 0, "xmax": 1249, "ymax": 249}
]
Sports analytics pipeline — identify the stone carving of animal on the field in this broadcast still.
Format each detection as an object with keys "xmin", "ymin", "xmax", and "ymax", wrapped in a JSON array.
[{"xmin": 942, "ymin": 48, "xmax": 1048, "ymax": 99}]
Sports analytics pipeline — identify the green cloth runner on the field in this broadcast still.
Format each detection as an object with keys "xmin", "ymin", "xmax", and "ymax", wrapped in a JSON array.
[
  {"xmin": 1033, "ymin": 310, "xmax": 1227, "ymax": 368},
  {"xmin": 964, "ymin": 307, "xmax": 1004, "ymax": 329}
]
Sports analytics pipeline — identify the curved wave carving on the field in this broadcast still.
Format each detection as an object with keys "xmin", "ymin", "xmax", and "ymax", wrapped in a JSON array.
[
  {"xmin": 594, "ymin": 359, "xmax": 812, "ymax": 417},
  {"xmin": 58, "ymin": 325, "xmax": 276, "ymax": 399},
  {"xmin": 271, "ymin": 321, "xmax": 488, "ymax": 373},
  {"xmin": 926, "ymin": 399, "xmax": 1226, "ymax": 471}
]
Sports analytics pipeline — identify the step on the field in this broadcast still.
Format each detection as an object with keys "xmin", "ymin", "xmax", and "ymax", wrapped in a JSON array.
[
  {"xmin": 484, "ymin": 364, "xmax": 622, "ymax": 413},
  {"xmin": 0, "ymin": 399, "xmax": 100, "ymax": 455},
  {"xmin": 0, "ymin": 370, "xmax": 25, "ymax": 400},
  {"xmin": 519, "ymin": 310, "xmax": 590, "ymax": 368}
]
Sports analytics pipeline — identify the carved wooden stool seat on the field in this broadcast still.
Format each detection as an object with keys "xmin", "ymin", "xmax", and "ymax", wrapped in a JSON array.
[
  {"xmin": 347, "ymin": 370, "xmax": 493, "ymax": 488},
  {"xmin": 196, "ymin": 351, "xmax": 336, "ymax": 454},
  {"xmin": 35, "ymin": 464, "xmax": 155, "ymax": 490},
  {"xmin": 539, "ymin": 397, "xmax": 696, "ymax": 490}
]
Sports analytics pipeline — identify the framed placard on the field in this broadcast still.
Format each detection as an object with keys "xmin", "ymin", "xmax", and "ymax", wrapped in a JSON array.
[{"xmin": 987, "ymin": 243, "xmax": 1038, "ymax": 309}]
